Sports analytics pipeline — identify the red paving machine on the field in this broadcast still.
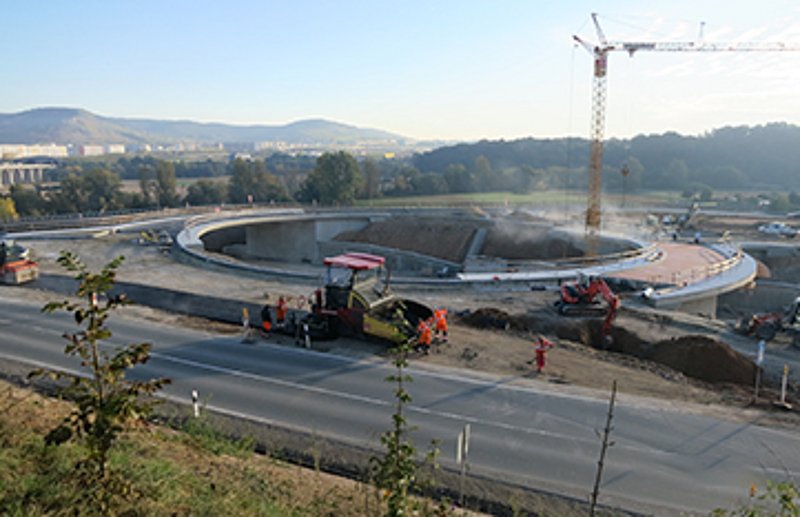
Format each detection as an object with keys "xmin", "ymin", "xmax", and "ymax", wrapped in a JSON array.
[
  {"xmin": 307, "ymin": 252, "xmax": 432, "ymax": 344},
  {"xmin": 0, "ymin": 240, "xmax": 39, "ymax": 285},
  {"xmin": 555, "ymin": 275, "xmax": 620, "ymax": 341}
]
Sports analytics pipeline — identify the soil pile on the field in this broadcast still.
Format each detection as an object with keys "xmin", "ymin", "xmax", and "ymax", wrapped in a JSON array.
[
  {"xmin": 460, "ymin": 308, "xmax": 756, "ymax": 386},
  {"xmin": 334, "ymin": 218, "xmax": 479, "ymax": 263},
  {"xmin": 480, "ymin": 224, "xmax": 583, "ymax": 260},
  {"xmin": 460, "ymin": 308, "xmax": 515, "ymax": 330},
  {"xmin": 648, "ymin": 336, "xmax": 756, "ymax": 385}
]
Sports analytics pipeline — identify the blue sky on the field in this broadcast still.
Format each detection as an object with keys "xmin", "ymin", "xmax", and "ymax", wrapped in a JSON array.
[{"xmin": 2, "ymin": 1, "xmax": 800, "ymax": 141}]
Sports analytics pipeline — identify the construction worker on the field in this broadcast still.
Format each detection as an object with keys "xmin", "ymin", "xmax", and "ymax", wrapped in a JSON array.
[
  {"xmin": 416, "ymin": 318, "xmax": 432, "ymax": 354},
  {"xmin": 433, "ymin": 308, "xmax": 448, "ymax": 343},
  {"xmin": 260, "ymin": 303, "xmax": 272, "ymax": 338},
  {"xmin": 241, "ymin": 307, "xmax": 255, "ymax": 343},
  {"xmin": 276, "ymin": 296, "xmax": 288, "ymax": 329},
  {"xmin": 532, "ymin": 335, "xmax": 555, "ymax": 373}
]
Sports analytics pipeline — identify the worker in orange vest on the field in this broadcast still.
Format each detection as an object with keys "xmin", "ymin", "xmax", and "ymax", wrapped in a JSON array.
[
  {"xmin": 433, "ymin": 308, "xmax": 448, "ymax": 343},
  {"xmin": 532, "ymin": 335, "xmax": 555, "ymax": 373},
  {"xmin": 416, "ymin": 318, "xmax": 432, "ymax": 354},
  {"xmin": 276, "ymin": 296, "xmax": 288, "ymax": 329}
]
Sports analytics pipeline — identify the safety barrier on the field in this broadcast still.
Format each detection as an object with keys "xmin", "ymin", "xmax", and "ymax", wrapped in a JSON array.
[{"xmin": 647, "ymin": 244, "xmax": 745, "ymax": 294}]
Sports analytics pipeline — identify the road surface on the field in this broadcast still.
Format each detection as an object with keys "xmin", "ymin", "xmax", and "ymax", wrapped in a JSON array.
[{"xmin": 1, "ymin": 297, "xmax": 797, "ymax": 515}]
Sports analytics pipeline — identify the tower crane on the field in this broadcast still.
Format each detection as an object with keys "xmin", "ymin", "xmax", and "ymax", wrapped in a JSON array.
[{"xmin": 574, "ymin": 13, "xmax": 800, "ymax": 247}]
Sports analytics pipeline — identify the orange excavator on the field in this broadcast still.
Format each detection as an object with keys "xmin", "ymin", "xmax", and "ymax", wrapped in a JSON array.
[
  {"xmin": 736, "ymin": 297, "xmax": 800, "ymax": 347},
  {"xmin": 555, "ymin": 275, "xmax": 619, "ymax": 341},
  {"xmin": 0, "ymin": 240, "xmax": 39, "ymax": 285}
]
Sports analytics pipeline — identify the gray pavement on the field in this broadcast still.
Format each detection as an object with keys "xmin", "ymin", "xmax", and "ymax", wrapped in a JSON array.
[{"xmin": 1, "ymin": 297, "xmax": 798, "ymax": 515}]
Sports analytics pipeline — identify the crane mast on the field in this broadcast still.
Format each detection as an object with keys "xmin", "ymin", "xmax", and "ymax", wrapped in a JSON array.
[{"xmin": 574, "ymin": 13, "xmax": 800, "ymax": 249}]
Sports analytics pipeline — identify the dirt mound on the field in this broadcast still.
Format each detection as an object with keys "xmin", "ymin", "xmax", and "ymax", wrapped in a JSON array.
[
  {"xmin": 480, "ymin": 224, "xmax": 584, "ymax": 260},
  {"xmin": 460, "ymin": 308, "xmax": 756, "ymax": 386},
  {"xmin": 648, "ymin": 336, "xmax": 756, "ymax": 385},
  {"xmin": 334, "ymin": 218, "xmax": 479, "ymax": 263},
  {"xmin": 460, "ymin": 308, "xmax": 515, "ymax": 330},
  {"xmin": 598, "ymin": 323, "xmax": 755, "ymax": 386}
]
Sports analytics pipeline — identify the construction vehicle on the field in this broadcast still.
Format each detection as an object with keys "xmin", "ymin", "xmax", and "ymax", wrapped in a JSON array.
[
  {"xmin": 737, "ymin": 297, "xmax": 800, "ymax": 346},
  {"xmin": 306, "ymin": 252, "xmax": 432, "ymax": 344},
  {"xmin": 555, "ymin": 274, "xmax": 620, "ymax": 340},
  {"xmin": 0, "ymin": 240, "xmax": 39, "ymax": 285}
]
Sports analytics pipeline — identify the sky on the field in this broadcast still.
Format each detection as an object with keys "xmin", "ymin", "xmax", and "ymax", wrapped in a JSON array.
[{"xmin": 2, "ymin": 0, "xmax": 800, "ymax": 142}]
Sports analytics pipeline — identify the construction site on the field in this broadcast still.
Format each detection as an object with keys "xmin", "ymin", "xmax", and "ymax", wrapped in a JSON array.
[
  {"xmin": 4, "ymin": 14, "xmax": 800, "ymax": 515},
  {"xmin": 3, "ymin": 192, "xmax": 800, "ymax": 516},
  {"xmin": 2, "ymin": 201, "xmax": 797, "ymax": 408}
]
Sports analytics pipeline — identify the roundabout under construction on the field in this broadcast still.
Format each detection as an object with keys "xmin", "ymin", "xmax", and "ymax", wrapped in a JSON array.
[{"xmin": 176, "ymin": 206, "xmax": 757, "ymax": 317}]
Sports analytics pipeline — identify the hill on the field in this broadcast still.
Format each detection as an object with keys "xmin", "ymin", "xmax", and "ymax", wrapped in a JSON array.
[{"xmin": 0, "ymin": 107, "xmax": 407, "ymax": 146}]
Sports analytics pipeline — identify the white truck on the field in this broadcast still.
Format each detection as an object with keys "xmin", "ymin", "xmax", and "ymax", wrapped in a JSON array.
[{"xmin": 758, "ymin": 221, "xmax": 797, "ymax": 238}]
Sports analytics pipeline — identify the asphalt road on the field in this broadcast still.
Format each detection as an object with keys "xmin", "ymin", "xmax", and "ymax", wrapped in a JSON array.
[{"xmin": 1, "ymin": 297, "xmax": 799, "ymax": 515}]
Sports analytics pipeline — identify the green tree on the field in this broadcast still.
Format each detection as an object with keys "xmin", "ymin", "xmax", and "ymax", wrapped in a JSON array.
[
  {"xmin": 299, "ymin": 151, "xmax": 363, "ymax": 205},
  {"xmin": 50, "ymin": 173, "xmax": 88, "ymax": 213},
  {"xmin": 139, "ymin": 160, "xmax": 178, "ymax": 208},
  {"xmin": 512, "ymin": 165, "xmax": 541, "ymax": 194},
  {"xmin": 155, "ymin": 160, "xmax": 179, "ymax": 207},
  {"xmin": 83, "ymin": 168, "xmax": 123, "ymax": 212},
  {"xmin": 186, "ymin": 179, "xmax": 228, "ymax": 206},
  {"xmin": 361, "ymin": 157, "xmax": 382, "ymax": 199},
  {"xmin": 228, "ymin": 158, "xmax": 290, "ymax": 204},
  {"xmin": 227, "ymin": 158, "xmax": 256, "ymax": 203},
  {"xmin": 9, "ymin": 184, "xmax": 46, "ymax": 216},
  {"xmin": 472, "ymin": 155, "xmax": 493, "ymax": 191},
  {"xmin": 370, "ymin": 341, "xmax": 441, "ymax": 516},
  {"xmin": 443, "ymin": 163, "xmax": 475, "ymax": 193},
  {"xmin": 713, "ymin": 481, "xmax": 799, "ymax": 516},
  {"xmin": 663, "ymin": 158, "xmax": 689, "ymax": 190},
  {"xmin": 33, "ymin": 252, "xmax": 170, "ymax": 512},
  {"xmin": 52, "ymin": 169, "xmax": 122, "ymax": 213}
]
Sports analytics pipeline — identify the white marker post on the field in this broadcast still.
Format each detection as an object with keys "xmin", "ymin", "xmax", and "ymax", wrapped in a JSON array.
[
  {"xmin": 456, "ymin": 423, "xmax": 470, "ymax": 507},
  {"xmin": 303, "ymin": 322, "xmax": 311, "ymax": 349},
  {"xmin": 775, "ymin": 364, "xmax": 792, "ymax": 410},
  {"xmin": 192, "ymin": 389, "xmax": 199, "ymax": 418},
  {"xmin": 754, "ymin": 340, "xmax": 766, "ymax": 401}
]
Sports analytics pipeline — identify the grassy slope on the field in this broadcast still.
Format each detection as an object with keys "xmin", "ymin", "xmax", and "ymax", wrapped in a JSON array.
[{"xmin": 0, "ymin": 380, "xmax": 383, "ymax": 516}]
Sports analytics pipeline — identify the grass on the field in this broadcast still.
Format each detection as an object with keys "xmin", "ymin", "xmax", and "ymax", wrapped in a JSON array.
[
  {"xmin": 355, "ymin": 189, "xmax": 688, "ymax": 209},
  {"xmin": 0, "ymin": 381, "xmax": 384, "ymax": 516}
]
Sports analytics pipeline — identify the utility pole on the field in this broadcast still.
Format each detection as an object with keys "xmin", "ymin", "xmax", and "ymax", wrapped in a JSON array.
[
  {"xmin": 590, "ymin": 379, "xmax": 617, "ymax": 516},
  {"xmin": 573, "ymin": 13, "xmax": 800, "ymax": 255}
]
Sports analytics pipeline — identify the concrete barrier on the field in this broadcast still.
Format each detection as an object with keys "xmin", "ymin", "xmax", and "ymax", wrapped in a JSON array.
[{"xmin": 34, "ymin": 273, "xmax": 272, "ymax": 326}]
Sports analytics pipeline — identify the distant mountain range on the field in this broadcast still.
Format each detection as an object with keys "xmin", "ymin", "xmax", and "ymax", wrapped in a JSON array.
[{"xmin": 0, "ymin": 108, "xmax": 409, "ymax": 146}]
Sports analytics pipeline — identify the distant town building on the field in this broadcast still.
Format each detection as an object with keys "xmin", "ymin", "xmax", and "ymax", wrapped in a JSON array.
[
  {"xmin": 0, "ymin": 162, "xmax": 55, "ymax": 187},
  {"xmin": 105, "ymin": 144, "xmax": 126, "ymax": 154},
  {"xmin": 0, "ymin": 144, "xmax": 68, "ymax": 160},
  {"xmin": 78, "ymin": 145, "xmax": 105, "ymax": 157}
]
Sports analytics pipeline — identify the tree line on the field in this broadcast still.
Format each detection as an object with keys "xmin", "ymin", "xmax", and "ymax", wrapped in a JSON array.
[
  {"xmin": 3, "ymin": 122, "xmax": 800, "ymax": 220},
  {"xmin": 413, "ymin": 122, "xmax": 800, "ymax": 194}
]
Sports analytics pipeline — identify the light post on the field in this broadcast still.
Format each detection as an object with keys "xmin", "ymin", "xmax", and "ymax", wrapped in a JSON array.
[{"xmin": 620, "ymin": 164, "xmax": 630, "ymax": 208}]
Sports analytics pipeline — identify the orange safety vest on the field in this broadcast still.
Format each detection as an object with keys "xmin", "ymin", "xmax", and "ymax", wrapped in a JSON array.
[
  {"xmin": 418, "ymin": 320, "xmax": 432, "ymax": 345},
  {"xmin": 276, "ymin": 298, "xmax": 288, "ymax": 320},
  {"xmin": 434, "ymin": 309, "xmax": 448, "ymax": 332}
]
